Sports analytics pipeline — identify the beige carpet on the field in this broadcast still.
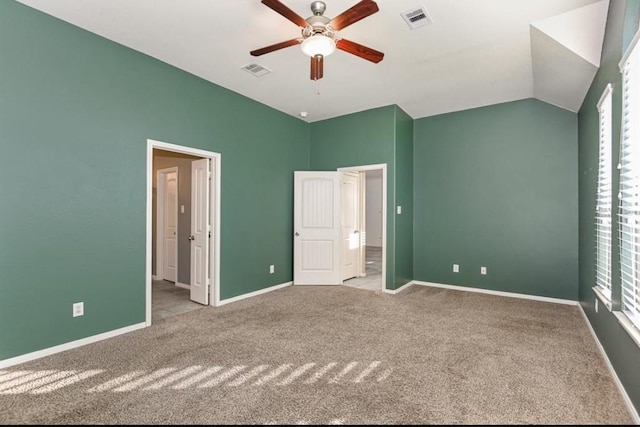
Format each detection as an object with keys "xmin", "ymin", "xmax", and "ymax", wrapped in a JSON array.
[{"xmin": 0, "ymin": 285, "xmax": 634, "ymax": 424}]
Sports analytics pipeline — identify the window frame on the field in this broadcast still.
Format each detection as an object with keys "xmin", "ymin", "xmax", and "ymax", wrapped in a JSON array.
[
  {"xmin": 594, "ymin": 83, "xmax": 614, "ymax": 309},
  {"xmin": 615, "ymin": 28, "xmax": 640, "ymax": 346}
]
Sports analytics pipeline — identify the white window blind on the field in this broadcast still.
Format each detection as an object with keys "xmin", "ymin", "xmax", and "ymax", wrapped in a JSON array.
[
  {"xmin": 618, "ymin": 31, "xmax": 640, "ymax": 330},
  {"xmin": 596, "ymin": 84, "xmax": 613, "ymax": 301}
]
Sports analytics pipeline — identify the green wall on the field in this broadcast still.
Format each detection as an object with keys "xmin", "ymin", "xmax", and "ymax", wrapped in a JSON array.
[
  {"xmin": 310, "ymin": 106, "xmax": 397, "ymax": 289},
  {"xmin": 578, "ymin": 0, "xmax": 640, "ymax": 414},
  {"xmin": 414, "ymin": 99, "xmax": 578, "ymax": 300},
  {"xmin": 394, "ymin": 107, "xmax": 414, "ymax": 289},
  {"xmin": 0, "ymin": 1, "xmax": 309, "ymax": 361},
  {"xmin": 7, "ymin": 7, "xmax": 639, "ymax": 418}
]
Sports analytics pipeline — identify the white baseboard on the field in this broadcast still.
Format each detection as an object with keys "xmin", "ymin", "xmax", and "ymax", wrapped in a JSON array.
[
  {"xmin": 578, "ymin": 305, "xmax": 640, "ymax": 424},
  {"xmin": 383, "ymin": 281, "xmax": 413, "ymax": 295},
  {"xmin": 152, "ymin": 275, "xmax": 160, "ymax": 281},
  {"xmin": 175, "ymin": 282, "xmax": 190, "ymax": 290},
  {"xmin": 0, "ymin": 322, "xmax": 147, "ymax": 369},
  {"xmin": 412, "ymin": 281, "xmax": 578, "ymax": 306},
  {"xmin": 217, "ymin": 281, "xmax": 293, "ymax": 306}
]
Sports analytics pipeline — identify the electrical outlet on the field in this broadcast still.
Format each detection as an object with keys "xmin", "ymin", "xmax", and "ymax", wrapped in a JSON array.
[
  {"xmin": 73, "ymin": 302, "xmax": 84, "ymax": 317},
  {"xmin": 481, "ymin": 266, "xmax": 487, "ymax": 275},
  {"xmin": 269, "ymin": 265, "xmax": 275, "ymax": 274},
  {"xmin": 453, "ymin": 264, "xmax": 459, "ymax": 273}
]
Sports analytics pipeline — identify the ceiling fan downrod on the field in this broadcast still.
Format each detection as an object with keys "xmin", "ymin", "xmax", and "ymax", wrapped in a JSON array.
[{"xmin": 310, "ymin": 1, "xmax": 326, "ymax": 16}]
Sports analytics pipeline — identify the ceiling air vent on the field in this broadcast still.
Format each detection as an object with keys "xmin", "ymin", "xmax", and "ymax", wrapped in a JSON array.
[
  {"xmin": 401, "ymin": 6, "xmax": 433, "ymax": 30},
  {"xmin": 242, "ymin": 63, "xmax": 271, "ymax": 77}
]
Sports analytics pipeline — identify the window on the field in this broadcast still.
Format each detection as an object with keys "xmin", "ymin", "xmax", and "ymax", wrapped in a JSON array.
[
  {"xmin": 618, "ymin": 30, "xmax": 640, "ymax": 332},
  {"xmin": 595, "ymin": 84, "xmax": 613, "ymax": 303}
]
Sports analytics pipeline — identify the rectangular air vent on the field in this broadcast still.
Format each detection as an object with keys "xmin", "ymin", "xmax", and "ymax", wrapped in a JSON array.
[
  {"xmin": 242, "ymin": 63, "xmax": 271, "ymax": 77},
  {"xmin": 401, "ymin": 6, "xmax": 433, "ymax": 30}
]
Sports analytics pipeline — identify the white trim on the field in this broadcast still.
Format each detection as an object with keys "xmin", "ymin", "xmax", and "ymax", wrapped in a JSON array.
[
  {"xmin": 592, "ymin": 286, "xmax": 613, "ymax": 312},
  {"xmin": 358, "ymin": 171, "xmax": 366, "ymax": 278},
  {"xmin": 147, "ymin": 139, "xmax": 222, "ymax": 328},
  {"xmin": 338, "ymin": 164, "xmax": 387, "ymax": 292},
  {"xmin": 620, "ymin": 27, "xmax": 640, "ymax": 71},
  {"xmin": 578, "ymin": 305, "xmax": 640, "ymax": 424},
  {"xmin": 217, "ymin": 281, "xmax": 293, "ymax": 307},
  {"xmin": 614, "ymin": 311, "xmax": 640, "ymax": 349},
  {"xmin": 175, "ymin": 282, "xmax": 190, "ymax": 290},
  {"xmin": 212, "ymin": 152, "xmax": 222, "ymax": 308},
  {"xmin": 0, "ymin": 323, "xmax": 146, "ymax": 369},
  {"xmin": 597, "ymin": 83, "xmax": 614, "ymax": 111},
  {"xmin": 156, "ymin": 166, "xmax": 179, "ymax": 283},
  {"xmin": 383, "ymin": 280, "xmax": 413, "ymax": 295},
  {"xmin": 412, "ymin": 281, "xmax": 578, "ymax": 305},
  {"xmin": 152, "ymin": 275, "xmax": 160, "ymax": 281}
]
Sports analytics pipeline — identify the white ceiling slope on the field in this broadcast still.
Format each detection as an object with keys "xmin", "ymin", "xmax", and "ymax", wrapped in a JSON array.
[
  {"xmin": 531, "ymin": 0, "xmax": 609, "ymax": 112},
  {"xmin": 17, "ymin": 0, "xmax": 609, "ymax": 122}
]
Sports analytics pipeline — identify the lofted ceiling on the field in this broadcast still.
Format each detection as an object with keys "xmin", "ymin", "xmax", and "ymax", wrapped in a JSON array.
[{"xmin": 16, "ymin": 0, "xmax": 609, "ymax": 122}]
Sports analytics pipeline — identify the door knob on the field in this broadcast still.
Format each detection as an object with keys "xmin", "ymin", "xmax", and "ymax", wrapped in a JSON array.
[
  {"xmin": 295, "ymin": 232, "xmax": 300, "ymax": 236},
  {"xmin": 188, "ymin": 236, "xmax": 195, "ymax": 241},
  {"xmin": 354, "ymin": 230, "xmax": 359, "ymax": 234}
]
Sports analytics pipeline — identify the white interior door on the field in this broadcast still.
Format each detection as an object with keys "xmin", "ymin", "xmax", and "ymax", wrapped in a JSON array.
[
  {"xmin": 294, "ymin": 171, "xmax": 341, "ymax": 285},
  {"xmin": 341, "ymin": 172, "xmax": 360, "ymax": 281},
  {"xmin": 190, "ymin": 158, "xmax": 210, "ymax": 305},
  {"xmin": 163, "ymin": 171, "xmax": 178, "ymax": 282}
]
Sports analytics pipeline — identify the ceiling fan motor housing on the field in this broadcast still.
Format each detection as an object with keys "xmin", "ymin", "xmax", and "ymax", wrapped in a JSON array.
[{"xmin": 303, "ymin": 15, "xmax": 333, "ymax": 38}]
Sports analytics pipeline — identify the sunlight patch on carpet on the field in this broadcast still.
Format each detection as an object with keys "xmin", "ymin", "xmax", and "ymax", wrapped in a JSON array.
[
  {"xmin": 279, "ymin": 362, "xmax": 317, "ymax": 385},
  {"xmin": 0, "ymin": 361, "xmax": 391, "ymax": 394},
  {"xmin": 253, "ymin": 364, "xmax": 293, "ymax": 386}
]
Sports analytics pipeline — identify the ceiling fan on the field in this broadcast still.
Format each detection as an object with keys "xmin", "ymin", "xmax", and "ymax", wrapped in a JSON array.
[{"xmin": 250, "ymin": 0, "xmax": 384, "ymax": 80}]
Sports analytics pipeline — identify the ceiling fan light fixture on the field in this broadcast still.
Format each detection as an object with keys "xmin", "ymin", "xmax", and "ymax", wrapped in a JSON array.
[{"xmin": 301, "ymin": 34, "xmax": 336, "ymax": 57}]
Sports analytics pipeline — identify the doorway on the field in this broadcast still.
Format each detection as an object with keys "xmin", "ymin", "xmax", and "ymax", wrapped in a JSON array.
[
  {"xmin": 146, "ymin": 139, "xmax": 221, "ymax": 326},
  {"xmin": 292, "ymin": 164, "xmax": 386, "ymax": 291},
  {"xmin": 340, "ymin": 165, "xmax": 386, "ymax": 292}
]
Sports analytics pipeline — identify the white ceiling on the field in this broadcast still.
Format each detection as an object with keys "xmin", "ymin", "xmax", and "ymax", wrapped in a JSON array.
[{"xmin": 16, "ymin": 0, "xmax": 609, "ymax": 122}]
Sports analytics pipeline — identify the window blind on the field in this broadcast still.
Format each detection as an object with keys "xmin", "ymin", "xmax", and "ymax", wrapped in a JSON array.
[
  {"xmin": 619, "ymin": 32, "xmax": 640, "ymax": 330},
  {"xmin": 596, "ymin": 84, "xmax": 613, "ymax": 300}
]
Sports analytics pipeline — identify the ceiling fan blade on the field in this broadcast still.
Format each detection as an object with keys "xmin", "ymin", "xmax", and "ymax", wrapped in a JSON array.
[
  {"xmin": 310, "ymin": 55, "xmax": 324, "ymax": 80},
  {"xmin": 250, "ymin": 38, "xmax": 301, "ymax": 56},
  {"xmin": 336, "ymin": 38, "xmax": 384, "ymax": 63},
  {"xmin": 261, "ymin": 0, "xmax": 308, "ymax": 28},
  {"xmin": 329, "ymin": 0, "xmax": 379, "ymax": 31}
]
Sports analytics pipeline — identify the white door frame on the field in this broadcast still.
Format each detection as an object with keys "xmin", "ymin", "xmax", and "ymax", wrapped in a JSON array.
[
  {"xmin": 146, "ymin": 139, "xmax": 222, "ymax": 326},
  {"xmin": 341, "ymin": 171, "xmax": 360, "ymax": 281},
  {"xmin": 337, "ymin": 164, "xmax": 387, "ymax": 291},
  {"xmin": 156, "ymin": 167, "xmax": 178, "ymax": 283}
]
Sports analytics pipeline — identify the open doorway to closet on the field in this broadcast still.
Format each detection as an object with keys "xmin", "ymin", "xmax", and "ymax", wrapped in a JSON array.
[
  {"xmin": 146, "ymin": 139, "xmax": 221, "ymax": 325},
  {"xmin": 340, "ymin": 165, "xmax": 385, "ymax": 292}
]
